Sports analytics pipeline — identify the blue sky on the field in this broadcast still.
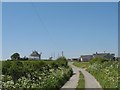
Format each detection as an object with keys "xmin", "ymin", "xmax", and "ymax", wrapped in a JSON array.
[{"xmin": 2, "ymin": 2, "xmax": 118, "ymax": 59}]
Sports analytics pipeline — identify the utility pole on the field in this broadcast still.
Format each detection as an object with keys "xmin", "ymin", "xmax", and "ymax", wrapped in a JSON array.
[
  {"xmin": 51, "ymin": 53, "xmax": 53, "ymax": 58},
  {"xmin": 104, "ymin": 51, "xmax": 105, "ymax": 53},
  {"xmin": 62, "ymin": 51, "xmax": 64, "ymax": 57},
  {"xmin": 58, "ymin": 53, "xmax": 59, "ymax": 58},
  {"xmin": 54, "ymin": 52, "xmax": 55, "ymax": 59}
]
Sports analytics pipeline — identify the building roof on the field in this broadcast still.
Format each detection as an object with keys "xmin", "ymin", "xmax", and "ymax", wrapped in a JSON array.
[
  {"xmin": 30, "ymin": 51, "xmax": 40, "ymax": 56},
  {"xmin": 93, "ymin": 52, "xmax": 115, "ymax": 59},
  {"xmin": 81, "ymin": 55, "xmax": 93, "ymax": 57},
  {"xmin": 93, "ymin": 52, "xmax": 115, "ymax": 55},
  {"xmin": 93, "ymin": 53, "xmax": 108, "ymax": 55},
  {"xmin": 93, "ymin": 53, "xmax": 115, "ymax": 56}
]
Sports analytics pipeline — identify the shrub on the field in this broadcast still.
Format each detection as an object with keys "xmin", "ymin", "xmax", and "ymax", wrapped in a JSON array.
[
  {"xmin": 9, "ymin": 61, "xmax": 26, "ymax": 83},
  {"xmin": 2, "ymin": 59, "xmax": 73, "ymax": 89},
  {"xmin": 2, "ymin": 61, "xmax": 12, "ymax": 75},
  {"xmin": 90, "ymin": 58, "xmax": 108, "ymax": 64},
  {"xmin": 56, "ymin": 56, "xmax": 68, "ymax": 67}
]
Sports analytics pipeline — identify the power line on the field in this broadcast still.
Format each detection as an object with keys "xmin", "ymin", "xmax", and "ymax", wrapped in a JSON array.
[
  {"xmin": 31, "ymin": 3, "xmax": 60, "ymax": 58},
  {"xmin": 31, "ymin": 3, "xmax": 57, "ymax": 47}
]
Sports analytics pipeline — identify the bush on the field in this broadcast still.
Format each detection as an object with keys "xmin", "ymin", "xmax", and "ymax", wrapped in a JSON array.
[
  {"xmin": 9, "ymin": 61, "xmax": 26, "ymax": 83},
  {"xmin": 56, "ymin": 56, "xmax": 68, "ymax": 67},
  {"xmin": 90, "ymin": 58, "xmax": 108, "ymax": 64},
  {"xmin": 2, "ymin": 61, "xmax": 12, "ymax": 75},
  {"xmin": 2, "ymin": 59, "xmax": 73, "ymax": 89}
]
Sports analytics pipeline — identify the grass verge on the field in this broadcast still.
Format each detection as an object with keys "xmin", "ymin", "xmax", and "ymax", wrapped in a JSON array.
[
  {"xmin": 87, "ymin": 61, "xmax": 119, "ymax": 88},
  {"xmin": 73, "ymin": 59, "xmax": 119, "ymax": 88},
  {"xmin": 73, "ymin": 61, "xmax": 90, "ymax": 69},
  {"xmin": 76, "ymin": 71, "xmax": 85, "ymax": 90}
]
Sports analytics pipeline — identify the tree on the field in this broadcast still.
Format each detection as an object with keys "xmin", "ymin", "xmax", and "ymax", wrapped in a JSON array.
[
  {"xmin": 11, "ymin": 53, "xmax": 20, "ymax": 60},
  {"xmin": 20, "ymin": 56, "xmax": 28, "ymax": 60}
]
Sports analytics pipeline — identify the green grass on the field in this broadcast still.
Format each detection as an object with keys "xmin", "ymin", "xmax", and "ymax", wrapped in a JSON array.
[
  {"xmin": 73, "ymin": 61, "xmax": 90, "ymax": 69},
  {"xmin": 73, "ymin": 59, "xmax": 119, "ymax": 88},
  {"xmin": 87, "ymin": 61, "xmax": 119, "ymax": 88},
  {"xmin": 76, "ymin": 71, "xmax": 85, "ymax": 90}
]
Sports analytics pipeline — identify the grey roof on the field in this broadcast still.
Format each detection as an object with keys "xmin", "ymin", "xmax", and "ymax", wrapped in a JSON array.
[
  {"xmin": 93, "ymin": 53, "xmax": 115, "ymax": 56},
  {"xmin": 81, "ymin": 55, "xmax": 93, "ymax": 58},
  {"xmin": 93, "ymin": 53, "xmax": 109, "ymax": 55},
  {"xmin": 80, "ymin": 55, "xmax": 93, "ymax": 61},
  {"xmin": 30, "ymin": 51, "xmax": 40, "ymax": 56},
  {"xmin": 93, "ymin": 53, "xmax": 115, "ymax": 59}
]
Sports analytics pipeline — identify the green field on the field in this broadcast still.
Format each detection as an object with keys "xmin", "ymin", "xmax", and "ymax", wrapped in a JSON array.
[
  {"xmin": 1, "ymin": 57, "xmax": 73, "ymax": 89},
  {"xmin": 73, "ymin": 61, "xmax": 90, "ymax": 69}
]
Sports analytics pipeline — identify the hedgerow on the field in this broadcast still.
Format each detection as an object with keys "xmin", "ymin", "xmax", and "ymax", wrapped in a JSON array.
[{"xmin": 1, "ymin": 57, "xmax": 73, "ymax": 89}]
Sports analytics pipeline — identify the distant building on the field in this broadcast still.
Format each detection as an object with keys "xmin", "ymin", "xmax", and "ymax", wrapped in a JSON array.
[
  {"xmin": 80, "ymin": 55, "xmax": 93, "ymax": 62},
  {"xmin": 29, "ymin": 51, "xmax": 42, "ymax": 60},
  {"xmin": 93, "ymin": 52, "xmax": 115, "ymax": 60},
  {"xmin": 49, "ymin": 56, "xmax": 53, "ymax": 60},
  {"xmin": 71, "ymin": 58, "xmax": 79, "ymax": 61},
  {"xmin": 67, "ymin": 58, "xmax": 72, "ymax": 62},
  {"xmin": 79, "ymin": 52, "xmax": 115, "ymax": 62},
  {"xmin": 117, "ymin": 57, "xmax": 120, "ymax": 61}
]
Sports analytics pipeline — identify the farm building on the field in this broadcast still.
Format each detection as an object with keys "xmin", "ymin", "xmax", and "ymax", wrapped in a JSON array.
[
  {"xmin": 93, "ymin": 52, "xmax": 115, "ymax": 60},
  {"xmin": 80, "ymin": 55, "xmax": 93, "ymax": 62},
  {"xmin": 29, "ymin": 51, "xmax": 42, "ymax": 60},
  {"xmin": 71, "ymin": 58, "xmax": 79, "ymax": 61},
  {"xmin": 67, "ymin": 58, "xmax": 72, "ymax": 61}
]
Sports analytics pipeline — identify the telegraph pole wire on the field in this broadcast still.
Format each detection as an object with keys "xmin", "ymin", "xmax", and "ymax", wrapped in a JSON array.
[
  {"xmin": 32, "ymin": 3, "xmax": 58, "ymax": 47},
  {"xmin": 31, "ymin": 3, "xmax": 59, "ymax": 58}
]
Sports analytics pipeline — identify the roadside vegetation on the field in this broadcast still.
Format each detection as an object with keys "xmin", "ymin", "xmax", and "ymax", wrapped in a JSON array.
[
  {"xmin": 1, "ymin": 57, "xmax": 73, "ymax": 89},
  {"xmin": 87, "ymin": 58, "xmax": 119, "ymax": 88},
  {"xmin": 73, "ymin": 58, "xmax": 119, "ymax": 88},
  {"xmin": 73, "ymin": 61, "xmax": 90, "ymax": 69},
  {"xmin": 76, "ymin": 71, "xmax": 85, "ymax": 90}
]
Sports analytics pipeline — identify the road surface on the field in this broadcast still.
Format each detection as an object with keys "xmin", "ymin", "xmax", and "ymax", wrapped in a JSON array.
[
  {"xmin": 61, "ymin": 62, "xmax": 102, "ymax": 90},
  {"xmin": 61, "ymin": 62, "xmax": 79, "ymax": 90}
]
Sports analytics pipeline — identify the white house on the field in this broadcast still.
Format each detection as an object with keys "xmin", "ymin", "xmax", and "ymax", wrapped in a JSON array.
[{"xmin": 29, "ymin": 51, "xmax": 42, "ymax": 60}]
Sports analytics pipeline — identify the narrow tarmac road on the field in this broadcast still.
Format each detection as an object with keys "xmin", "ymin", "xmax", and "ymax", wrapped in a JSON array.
[
  {"xmin": 61, "ymin": 62, "xmax": 102, "ymax": 90},
  {"xmin": 79, "ymin": 68, "xmax": 102, "ymax": 89},
  {"xmin": 61, "ymin": 62, "xmax": 80, "ymax": 90}
]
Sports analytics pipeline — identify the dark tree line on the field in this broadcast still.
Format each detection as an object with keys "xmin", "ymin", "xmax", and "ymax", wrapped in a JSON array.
[{"xmin": 10, "ymin": 53, "xmax": 28, "ymax": 60}]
